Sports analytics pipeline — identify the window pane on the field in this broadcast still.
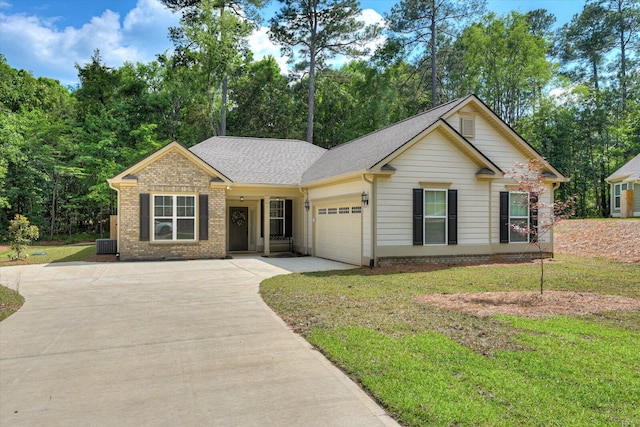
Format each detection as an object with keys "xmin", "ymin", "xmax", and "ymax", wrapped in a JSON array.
[
  {"xmin": 177, "ymin": 196, "xmax": 195, "ymax": 217},
  {"xmin": 509, "ymin": 193, "xmax": 528, "ymax": 217},
  {"xmin": 176, "ymin": 219, "xmax": 194, "ymax": 240},
  {"xmin": 510, "ymin": 219, "xmax": 528, "ymax": 242},
  {"xmin": 425, "ymin": 218, "xmax": 446, "ymax": 244},
  {"xmin": 154, "ymin": 196, "xmax": 173, "ymax": 217},
  {"xmin": 425, "ymin": 190, "xmax": 446, "ymax": 216},
  {"xmin": 154, "ymin": 219, "xmax": 172, "ymax": 240},
  {"xmin": 615, "ymin": 185, "xmax": 620, "ymax": 196},
  {"xmin": 270, "ymin": 200, "xmax": 284, "ymax": 218},
  {"xmin": 270, "ymin": 218, "xmax": 284, "ymax": 237}
]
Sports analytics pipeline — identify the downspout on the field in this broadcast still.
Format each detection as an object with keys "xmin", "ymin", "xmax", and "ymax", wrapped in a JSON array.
[
  {"xmin": 362, "ymin": 174, "xmax": 375, "ymax": 267},
  {"xmin": 298, "ymin": 186, "xmax": 308, "ymax": 255}
]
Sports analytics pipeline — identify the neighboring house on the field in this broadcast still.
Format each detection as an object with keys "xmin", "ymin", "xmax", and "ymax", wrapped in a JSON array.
[
  {"xmin": 108, "ymin": 94, "xmax": 568, "ymax": 265},
  {"xmin": 606, "ymin": 153, "xmax": 640, "ymax": 218}
]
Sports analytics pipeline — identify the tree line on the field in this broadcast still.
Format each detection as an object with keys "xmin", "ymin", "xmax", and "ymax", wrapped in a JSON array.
[{"xmin": 0, "ymin": 0, "xmax": 638, "ymax": 239}]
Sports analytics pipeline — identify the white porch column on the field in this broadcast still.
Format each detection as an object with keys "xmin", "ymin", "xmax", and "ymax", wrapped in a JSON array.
[{"xmin": 263, "ymin": 196, "xmax": 270, "ymax": 255}]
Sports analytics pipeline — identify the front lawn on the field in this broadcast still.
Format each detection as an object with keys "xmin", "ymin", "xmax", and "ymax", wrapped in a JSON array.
[
  {"xmin": 0, "ymin": 244, "xmax": 95, "ymax": 266},
  {"xmin": 0, "ymin": 285, "xmax": 24, "ymax": 321},
  {"xmin": 261, "ymin": 255, "xmax": 640, "ymax": 426}
]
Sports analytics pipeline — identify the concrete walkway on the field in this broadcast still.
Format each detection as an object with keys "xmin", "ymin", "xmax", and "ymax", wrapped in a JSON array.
[{"xmin": 0, "ymin": 258, "xmax": 398, "ymax": 426}]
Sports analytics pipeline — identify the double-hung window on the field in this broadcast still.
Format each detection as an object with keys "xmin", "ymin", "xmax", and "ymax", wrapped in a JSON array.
[
  {"xmin": 509, "ymin": 192, "xmax": 529, "ymax": 243},
  {"xmin": 153, "ymin": 195, "xmax": 196, "ymax": 241},
  {"xmin": 270, "ymin": 200, "xmax": 285, "ymax": 237},
  {"xmin": 614, "ymin": 183, "xmax": 628, "ymax": 209},
  {"xmin": 424, "ymin": 189, "xmax": 447, "ymax": 245}
]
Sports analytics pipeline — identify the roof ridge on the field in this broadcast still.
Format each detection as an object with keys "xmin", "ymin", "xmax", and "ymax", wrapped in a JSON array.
[{"xmin": 201, "ymin": 135, "xmax": 310, "ymax": 144}]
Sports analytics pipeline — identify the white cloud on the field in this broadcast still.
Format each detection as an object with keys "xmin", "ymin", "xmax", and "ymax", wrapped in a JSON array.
[
  {"xmin": 247, "ymin": 26, "xmax": 288, "ymax": 72},
  {"xmin": 0, "ymin": 0, "xmax": 177, "ymax": 86}
]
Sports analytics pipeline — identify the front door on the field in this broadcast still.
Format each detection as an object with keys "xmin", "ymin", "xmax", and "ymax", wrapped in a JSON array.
[{"xmin": 229, "ymin": 207, "xmax": 249, "ymax": 251}]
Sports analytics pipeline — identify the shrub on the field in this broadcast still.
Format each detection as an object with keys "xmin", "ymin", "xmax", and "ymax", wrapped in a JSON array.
[{"xmin": 8, "ymin": 214, "xmax": 39, "ymax": 260}]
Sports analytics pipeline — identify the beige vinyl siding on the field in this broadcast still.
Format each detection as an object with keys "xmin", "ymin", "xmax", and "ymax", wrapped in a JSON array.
[
  {"xmin": 490, "ymin": 181, "xmax": 554, "ymax": 244},
  {"xmin": 446, "ymin": 112, "xmax": 529, "ymax": 170},
  {"xmin": 362, "ymin": 198, "xmax": 372, "ymax": 258},
  {"xmin": 635, "ymin": 184, "xmax": 640, "ymax": 215},
  {"xmin": 376, "ymin": 129, "xmax": 490, "ymax": 247}
]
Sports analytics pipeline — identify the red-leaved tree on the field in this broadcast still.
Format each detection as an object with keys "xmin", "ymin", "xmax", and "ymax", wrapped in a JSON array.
[{"xmin": 505, "ymin": 159, "xmax": 575, "ymax": 294}]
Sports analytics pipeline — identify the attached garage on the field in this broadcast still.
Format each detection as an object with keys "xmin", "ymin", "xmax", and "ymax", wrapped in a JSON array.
[{"xmin": 314, "ymin": 203, "xmax": 362, "ymax": 265}]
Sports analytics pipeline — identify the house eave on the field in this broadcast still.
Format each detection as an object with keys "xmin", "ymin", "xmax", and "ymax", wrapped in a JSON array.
[
  {"xmin": 109, "ymin": 141, "xmax": 233, "ymax": 186},
  {"xmin": 442, "ymin": 95, "xmax": 568, "ymax": 182},
  {"xmin": 303, "ymin": 170, "xmax": 369, "ymax": 188}
]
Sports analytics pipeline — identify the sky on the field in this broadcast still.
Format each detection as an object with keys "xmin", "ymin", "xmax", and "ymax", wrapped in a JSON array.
[{"xmin": 0, "ymin": 0, "xmax": 586, "ymax": 87}]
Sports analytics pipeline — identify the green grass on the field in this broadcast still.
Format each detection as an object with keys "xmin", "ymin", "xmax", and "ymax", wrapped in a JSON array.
[
  {"xmin": 260, "ymin": 255, "xmax": 640, "ymax": 426},
  {"xmin": 0, "ymin": 285, "xmax": 24, "ymax": 321},
  {"xmin": 0, "ymin": 244, "xmax": 95, "ymax": 266}
]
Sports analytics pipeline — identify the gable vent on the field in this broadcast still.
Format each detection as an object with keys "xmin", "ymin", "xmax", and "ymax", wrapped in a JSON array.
[{"xmin": 460, "ymin": 116, "xmax": 475, "ymax": 138}]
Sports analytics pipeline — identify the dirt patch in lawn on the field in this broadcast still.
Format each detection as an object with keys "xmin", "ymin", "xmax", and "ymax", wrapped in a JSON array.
[
  {"xmin": 408, "ymin": 219, "xmax": 639, "ymax": 317},
  {"xmin": 417, "ymin": 291, "xmax": 640, "ymax": 318},
  {"xmin": 554, "ymin": 219, "xmax": 640, "ymax": 263}
]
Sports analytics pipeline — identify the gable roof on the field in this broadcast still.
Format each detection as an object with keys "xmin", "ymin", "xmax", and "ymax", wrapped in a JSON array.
[
  {"xmin": 606, "ymin": 153, "xmax": 640, "ymax": 182},
  {"xmin": 301, "ymin": 96, "xmax": 471, "ymax": 183},
  {"xmin": 189, "ymin": 136, "xmax": 327, "ymax": 185},
  {"xmin": 108, "ymin": 141, "xmax": 231, "ymax": 188},
  {"xmin": 442, "ymin": 95, "xmax": 567, "ymax": 181}
]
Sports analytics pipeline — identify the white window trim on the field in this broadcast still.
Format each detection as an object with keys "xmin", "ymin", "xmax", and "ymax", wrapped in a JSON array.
[
  {"xmin": 424, "ymin": 189, "xmax": 447, "ymax": 246},
  {"xmin": 152, "ymin": 194, "xmax": 197, "ymax": 242},
  {"xmin": 269, "ymin": 199, "xmax": 285, "ymax": 238},
  {"xmin": 509, "ymin": 192, "xmax": 529, "ymax": 243},
  {"xmin": 613, "ymin": 183, "xmax": 628, "ymax": 209}
]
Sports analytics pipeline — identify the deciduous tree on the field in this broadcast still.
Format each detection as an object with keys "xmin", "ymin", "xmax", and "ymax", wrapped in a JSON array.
[{"xmin": 269, "ymin": 0, "xmax": 378, "ymax": 143}]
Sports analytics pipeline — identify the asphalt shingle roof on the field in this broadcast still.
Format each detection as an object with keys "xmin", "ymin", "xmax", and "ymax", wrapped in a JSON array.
[
  {"xmin": 301, "ymin": 96, "xmax": 470, "ymax": 183},
  {"xmin": 190, "ymin": 136, "xmax": 327, "ymax": 185},
  {"xmin": 607, "ymin": 153, "xmax": 640, "ymax": 181},
  {"xmin": 189, "ymin": 96, "xmax": 474, "ymax": 186}
]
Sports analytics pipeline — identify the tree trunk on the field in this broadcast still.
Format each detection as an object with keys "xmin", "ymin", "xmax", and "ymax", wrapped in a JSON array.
[
  {"xmin": 307, "ymin": 34, "xmax": 317, "ymax": 144},
  {"xmin": 221, "ymin": 76, "xmax": 227, "ymax": 136},
  {"xmin": 50, "ymin": 180, "xmax": 57, "ymax": 240},
  {"xmin": 618, "ymin": 0, "xmax": 627, "ymax": 111},
  {"xmin": 220, "ymin": 3, "xmax": 227, "ymax": 136},
  {"xmin": 430, "ymin": 9, "xmax": 437, "ymax": 107}
]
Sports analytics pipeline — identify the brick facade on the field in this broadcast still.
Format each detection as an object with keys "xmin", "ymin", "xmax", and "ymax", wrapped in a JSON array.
[{"xmin": 118, "ymin": 150, "xmax": 226, "ymax": 261}]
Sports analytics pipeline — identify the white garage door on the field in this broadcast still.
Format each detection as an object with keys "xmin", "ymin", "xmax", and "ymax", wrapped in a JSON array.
[{"xmin": 315, "ymin": 203, "xmax": 362, "ymax": 265}]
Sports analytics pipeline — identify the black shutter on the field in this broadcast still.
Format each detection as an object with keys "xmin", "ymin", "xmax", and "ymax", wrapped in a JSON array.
[
  {"xmin": 285, "ymin": 199, "xmax": 293, "ymax": 237},
  {"xmin": 500, "ymin": 191, "xmax": 509, "ymax": 243},
  {"xmin": 199, "ymin": 194, "xmax": 209, "ymax": 241},
  {"xmin": 260, "ymin": 199, "xmax": 264, "ymax": 238},
  {"xmin": 447, "ymin": 189, "xmax": 458, "ymax": 245},
  {"xmin": 140, "ymin": 193, "xmax": 150, "ymax": 241},
  {"xmin": 413, "ymin": 189, "xmax": 423, "ymax": 245},
  {"xmin": 529, "ymin": 192, "xmax": 538, "ymax": 243}
]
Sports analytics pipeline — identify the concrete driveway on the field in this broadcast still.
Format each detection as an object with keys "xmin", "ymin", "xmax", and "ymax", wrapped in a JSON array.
[{"xmin": 0, "ymin": 258, "xmax": 398, "ymax": 426}]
